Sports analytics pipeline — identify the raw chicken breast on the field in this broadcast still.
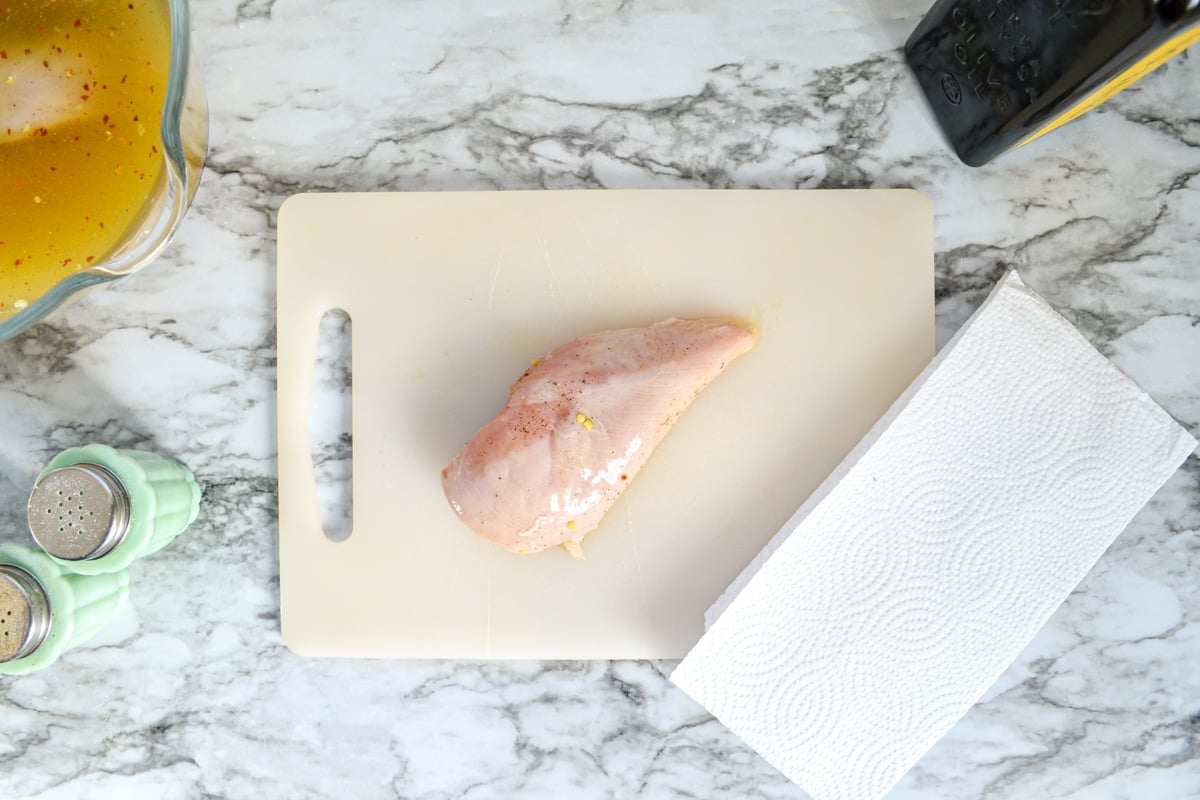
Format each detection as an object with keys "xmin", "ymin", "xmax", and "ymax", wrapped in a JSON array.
[{"xmin": 441, "ymin": 317, "xmax": 758, "ymax": 556}]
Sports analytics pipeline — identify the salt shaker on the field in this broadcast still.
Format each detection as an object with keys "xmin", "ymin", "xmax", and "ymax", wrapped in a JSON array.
[
  {"xmin": 0, "ymin": 544, "xmax": 130, "ymax": 675},
  {"xmin": 27, "ymin": 444, "xmax": 201, "ymax": 575}
]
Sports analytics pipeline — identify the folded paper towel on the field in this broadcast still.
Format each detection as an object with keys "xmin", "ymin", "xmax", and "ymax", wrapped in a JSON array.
[{"xmin": 671, "ymin": 271, "xmax": 1196, "ymax": 800}]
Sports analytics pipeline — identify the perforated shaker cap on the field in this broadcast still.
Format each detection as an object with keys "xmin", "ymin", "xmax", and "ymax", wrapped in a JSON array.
[
  {"xmin": 28, "ymin": 463, "xmax": 132, "ymax": 561},
  {"xmin": 0, "ymin": 564, "xmax": 51, "ymax": 663}
]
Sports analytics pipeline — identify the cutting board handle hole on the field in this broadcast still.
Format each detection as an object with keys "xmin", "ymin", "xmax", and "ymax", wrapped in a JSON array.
[{"xmin": 310, "ymin": 308, "xmax": 354, "ymax": 542}]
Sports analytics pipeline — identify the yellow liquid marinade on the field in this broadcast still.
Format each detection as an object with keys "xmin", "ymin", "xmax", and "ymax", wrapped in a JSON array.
[{"xmin": 0, "ymin": 0, "xmax": 170, "ymax": 317}]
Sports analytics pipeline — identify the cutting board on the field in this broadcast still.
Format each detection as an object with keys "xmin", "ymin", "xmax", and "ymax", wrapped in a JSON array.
[{"xmin": 276, "ymin": 190, "xmax": 934, "ymax": 659}]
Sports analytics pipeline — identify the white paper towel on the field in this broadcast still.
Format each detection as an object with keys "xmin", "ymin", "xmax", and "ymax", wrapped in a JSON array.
[{"xmin": 671, "ymin": 271, "xmax": 1196, "ymax": 800}]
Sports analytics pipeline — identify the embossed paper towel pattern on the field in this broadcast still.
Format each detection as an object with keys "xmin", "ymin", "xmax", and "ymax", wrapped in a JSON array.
[{"xmin": 671, "ymin": 271, "xmax": 1196, "ymax": 800}]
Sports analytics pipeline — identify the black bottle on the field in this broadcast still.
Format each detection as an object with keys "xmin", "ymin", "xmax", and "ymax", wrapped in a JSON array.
[{"xmin": 905, "ymin": 0, "xmax": 1200, "ymax": 166}]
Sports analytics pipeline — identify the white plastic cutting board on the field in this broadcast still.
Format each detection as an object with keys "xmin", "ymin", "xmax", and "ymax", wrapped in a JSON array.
[{"xmin": 277, "ymin": 190, "xmax": 933, "ymax": 660}]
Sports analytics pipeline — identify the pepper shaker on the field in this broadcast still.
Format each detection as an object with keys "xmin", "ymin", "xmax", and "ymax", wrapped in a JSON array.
[
  {"xmin": 27, "ymin": 444, "xmax": 201, "ymax": 575},
  {"xmin": 905, "ymin": 0, "xmax": 1200, "ymax": 166},
  {"xmin": 0, "ymin": 544, "xmax": 130, "ymax": 675}
]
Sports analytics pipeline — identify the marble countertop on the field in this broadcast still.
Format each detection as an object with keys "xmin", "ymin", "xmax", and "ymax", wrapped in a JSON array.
[{"xmin": 2, "ymin": 1, "xmax": 1198, "ymax": 798}]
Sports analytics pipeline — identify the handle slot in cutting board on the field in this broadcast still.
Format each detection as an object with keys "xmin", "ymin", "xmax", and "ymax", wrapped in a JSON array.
[
  {"xmin": 277, "ymin": 189, "xmax": 935, "ymax": 660},
  {"xmin": 309, "ymin": 308, "xmax": 353, "ymax": 543}
]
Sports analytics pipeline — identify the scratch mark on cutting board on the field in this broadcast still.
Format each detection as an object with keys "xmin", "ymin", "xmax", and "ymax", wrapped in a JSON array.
[
  {"xmin": 626, "ymin": 503, "xmax": 647, "ymax": 608},
  {"xmin": 639, "ymin": 259, "xmax": 666, "ymax": 298},
  {"xmin": 582, "ymin": 229, "xmax": 600, "ymax": 307},
  {"xmin": 487, "ymin": 251, "xmax": 504, "ymax": 310},
  {"xmin": 542, "ymin": 238, "xmax": 556, "ymax": 299},
  {"xmin": 485, "ymin": 573, "xmax": 493, "ymax": 657}
]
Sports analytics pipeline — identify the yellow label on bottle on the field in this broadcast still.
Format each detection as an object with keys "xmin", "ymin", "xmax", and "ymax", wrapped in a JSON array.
[{"xmin": 1018, "ymin": 26, "xmax": 1200, "ymax": 149}]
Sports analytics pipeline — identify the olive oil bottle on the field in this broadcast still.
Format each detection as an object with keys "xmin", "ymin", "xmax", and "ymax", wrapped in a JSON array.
[{"xmin": 905, "ymin": 0, "xmax": 1200, "ymax": 166}]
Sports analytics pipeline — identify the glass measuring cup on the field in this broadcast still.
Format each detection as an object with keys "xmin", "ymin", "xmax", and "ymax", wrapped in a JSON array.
[{"xmin": 0, "ymin": 0, "xmax": 208, "ymax": 340}]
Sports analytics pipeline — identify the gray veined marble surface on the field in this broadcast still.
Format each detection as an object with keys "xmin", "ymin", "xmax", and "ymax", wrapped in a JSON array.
[{"xmin": 1, "ymin": 1, "xmax": 1198, "ymax": 798}]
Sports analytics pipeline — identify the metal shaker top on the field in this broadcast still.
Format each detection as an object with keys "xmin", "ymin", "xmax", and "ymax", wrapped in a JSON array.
[
  {"xmin": 28, "ymin": 463, "xmax": 132, "ymax": 561},
  {"xmin": 0, "ymin": 564, "xmax": 50, "ymax": 663}
]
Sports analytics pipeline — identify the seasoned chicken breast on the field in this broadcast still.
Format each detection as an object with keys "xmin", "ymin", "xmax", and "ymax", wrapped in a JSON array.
[{"xmin": 441, "ymin": 317, "xmax": 758, "ymax": 556}]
